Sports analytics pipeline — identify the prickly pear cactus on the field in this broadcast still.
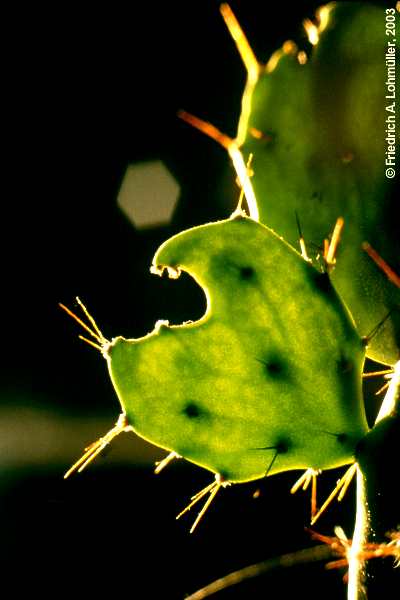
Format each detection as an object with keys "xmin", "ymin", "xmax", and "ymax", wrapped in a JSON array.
[
  {"xmin": 236, "ymin": 2, "xmax": 400, "ymax": 366},
  {"xmin": 106, "ymin": 214, "xmax": 368, "ymax": 482},
  {"xmin": 60, "ymin": 5, "xmax": 399, "ymax": 597}
]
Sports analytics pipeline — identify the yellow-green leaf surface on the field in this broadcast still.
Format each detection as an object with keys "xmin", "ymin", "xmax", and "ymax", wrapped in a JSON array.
[{"xmin": 107, "ymin": 215, "xmax": 368, "ymax": 483}]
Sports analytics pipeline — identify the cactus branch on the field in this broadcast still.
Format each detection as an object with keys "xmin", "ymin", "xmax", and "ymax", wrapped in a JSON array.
[{"xmin": 350, "ymin": 360, "xmax": 400, "ymax": 599}]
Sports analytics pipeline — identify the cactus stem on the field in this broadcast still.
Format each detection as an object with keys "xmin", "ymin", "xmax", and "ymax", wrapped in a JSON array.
[
  {"xmin": 348, "ymin": 361, "xmax": 400, "ymax": 598},
  {"xmin": 347, "ymin": 466, "xmax": 368, "ymax": 600}
]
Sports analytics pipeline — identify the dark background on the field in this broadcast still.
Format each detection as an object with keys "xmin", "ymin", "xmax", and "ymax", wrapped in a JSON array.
[{"xmin": 3, "ymin": 2, "xmax": 398, "ymax": 598}]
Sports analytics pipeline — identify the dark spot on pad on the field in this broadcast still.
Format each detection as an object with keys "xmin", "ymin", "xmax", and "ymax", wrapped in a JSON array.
[
  {"xmin": 266, "ymin": 361, "xmax": 284, "ymax": 376},
  {"xmin": 239, "ymin": 266, "xmax": 255, "ymax": 280},
  {"xmin": 182, "ymin": 402, "xmax": 208, "ymax": 420},
  {"xmin": 312, "ymin": 191, "xmax": 323, "ymax": 202},
  {"xmin": 183, "ymin": 402, "xmax": 200, "ymax": 418},
  {"xmin": 276, "ymin": 438, "xmax": 290, "ymax": 454},
  {"xmin": 337, "ymin": 355, "xmax": 353, "ymax": 374},
  {"xmin": 323, "ymin": 430, "xmax": 349, "ymax": 444},
  {"xmin": 310, "ymin": 271, "xmax": 331, "ymax": 294},
  {"xmin": 258, "ymin": 437, "xmax": 291, "ymax": 453},
  {"xmin": 258, "ymin": 354, "xmax": 289, "ymax": 380}
]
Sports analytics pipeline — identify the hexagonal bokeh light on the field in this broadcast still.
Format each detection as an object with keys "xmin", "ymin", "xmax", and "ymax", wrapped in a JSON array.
[{"xmin": 117, "ymin": 160, "xmax": 180, "ymax": 228}]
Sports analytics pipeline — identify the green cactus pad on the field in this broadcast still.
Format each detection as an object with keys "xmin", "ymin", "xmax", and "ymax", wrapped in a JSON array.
[
  {"xmin": 239, "ymin": 3, "xmax": 400, "ymax": 365},
  {"xmin": 106, "ymin": 215, "xmax": 368, "ymax": 483}
]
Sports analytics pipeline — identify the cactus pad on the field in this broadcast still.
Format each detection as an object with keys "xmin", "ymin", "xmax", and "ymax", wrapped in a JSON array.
[
  {"xmin": 106, "ymin": 214, "xmax": 368, "ymax": 483},
  {"xmin": 236, "ymin": 2, "xmax": 400, "ymax": 365}
]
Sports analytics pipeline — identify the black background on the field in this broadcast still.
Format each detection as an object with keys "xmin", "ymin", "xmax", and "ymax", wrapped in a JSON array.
[{"xmin": 2, "ymin": 2, "xmax": 398, "ymax": 598}]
